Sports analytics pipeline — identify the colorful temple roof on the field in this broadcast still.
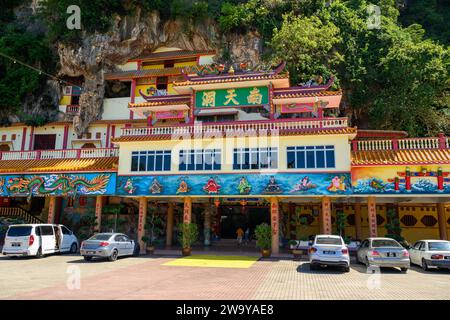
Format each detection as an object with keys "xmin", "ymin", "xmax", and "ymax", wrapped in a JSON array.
[
  {"xmin": 351, "ymin": 149, "xmax": 450, "ymax": 166},
  {"xmin": 130, "ymin": 49, "xmax": 216, "ymax": 62},
  {"xmin": 0, "ymin": 157, "xmax": 118, "ymax": 174}
]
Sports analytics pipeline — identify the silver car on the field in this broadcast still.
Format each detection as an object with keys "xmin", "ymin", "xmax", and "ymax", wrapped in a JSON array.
[
  {"xmin": 357, "ymin": 237, "xmax": 410, "ymax": 272},
  {"xmin": 80, "ymin": 233, "xmax": 140, "ymax": 262}
]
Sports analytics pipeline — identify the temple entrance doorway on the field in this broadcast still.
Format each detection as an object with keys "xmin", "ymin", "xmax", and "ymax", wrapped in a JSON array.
[{"xmin": 218, "ymin": 205, "xmax": 270, "ymax": 240}]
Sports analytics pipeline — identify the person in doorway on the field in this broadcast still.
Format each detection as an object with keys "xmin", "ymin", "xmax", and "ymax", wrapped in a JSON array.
[
  {"xmin": 236, "ymin": 227, "xmax": 244, "ymax": 246},
  {"xmin": 244, "ymin": 227, "xmax": 250, "ymax": 245}
]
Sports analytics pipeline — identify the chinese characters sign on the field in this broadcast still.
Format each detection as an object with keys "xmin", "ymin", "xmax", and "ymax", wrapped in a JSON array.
[{"xmin": 195, "ymin": 86, "xmax": 269, "ymax": 108}]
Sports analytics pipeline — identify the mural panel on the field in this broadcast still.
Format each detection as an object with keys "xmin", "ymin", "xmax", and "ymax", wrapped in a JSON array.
[
  {"xmin": 116, "ymin": 173, "xmax": 352, "ymax": 196},
  {"xmin": 352, "ymin": 166, "xmax": 450, "ymax": 194},
  {"xmin": 0, "ymin": 173, "xmax": 116, "ymax": 197}
]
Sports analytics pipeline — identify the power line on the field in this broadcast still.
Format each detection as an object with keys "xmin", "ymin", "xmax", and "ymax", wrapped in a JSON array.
[{"xmin": 0, "ymin": 51, "xmax": 84, "ymax": 90}]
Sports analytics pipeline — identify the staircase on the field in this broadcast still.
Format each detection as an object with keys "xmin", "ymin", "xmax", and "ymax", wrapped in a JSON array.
[{"xmin": 0, "ymin": 207, "xmax": 43, "ymax": 224}]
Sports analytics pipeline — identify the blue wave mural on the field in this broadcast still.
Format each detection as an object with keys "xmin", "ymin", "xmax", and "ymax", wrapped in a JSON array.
[{"xmin": 116, "ymin": 173, "xmax": 352, "ymax": 196}]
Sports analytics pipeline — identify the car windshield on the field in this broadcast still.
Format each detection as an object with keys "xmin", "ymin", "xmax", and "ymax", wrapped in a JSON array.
[
  {"xmin": 428, "ymin": 242, "xmax": 450, "ymax": 251},
  {"xmin": 372, "ymin": 239, "xmax": 401, "ymax": 248},
  {"xmin": 316, "ymin": 237, "xmax": 342, "ymax": 245},
  {"xmin": 7, "ymin": 226, "xmax": 32, "ymax": 237},
  {"xmin": 88, "ymin": 234, "xmax": 112, "ymax": 241}
]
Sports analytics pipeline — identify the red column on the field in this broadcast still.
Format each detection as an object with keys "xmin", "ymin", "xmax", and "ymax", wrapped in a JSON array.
[
  {"xmin": 321, "ymin": 197, "xmax": 332, "ymax": 234},
  {"xmin": 28, "ymin": 126, "xmax": 34, "ymax": 150},
  {"xmin": 138, "ymin": 197, "xmax": 148, "ymax": 254},
  {"xmin": 270, "ymin": 197, "xmax": 279, "ymax": 255},
  {"xmin": 405, "ymin": 167, "xmax": 411, "ymax": 191},
  {"xmin": 21, "ymin": 127, "xmax": 27, "ymax": 151},
  {"xmin": 62, "ymin": 125, "xmax": 69, "ymax": 149},
  {"xmin": 95, "ymin": 196, "xmax": 103, "ymax": 232},
  {"xmin": 183, "ymin": 197, "xmax": 192, "ymax": 223},
  {"xmin": 47, "ymin": 197, "xmax": 56, "ymax": 224},
  {"xmin": 367, "ymin": 197, "xmax": 378, "ymax": 237},
  {"xmin": 437, "ymin": 203, "xmax": 448, "ymax": 240},
  {"xmin": 105, "ymin": 124, "xmax": 111, "ymax": 148}
]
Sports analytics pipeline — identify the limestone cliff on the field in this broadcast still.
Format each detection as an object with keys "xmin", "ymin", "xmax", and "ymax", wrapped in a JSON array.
[{"xmin": 56, "ymin": 9, "xmax": 263, "ymax": 136}]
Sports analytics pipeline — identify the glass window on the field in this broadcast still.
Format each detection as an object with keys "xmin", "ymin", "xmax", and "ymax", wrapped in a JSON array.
[
  {"xmin": 7, "ymin": 226, "xmax": 32, "ymax": 237},
  {"xmin": 287, "ymin": 145, "xmax": 335, "ymax": 169},
  {"xmin": 130, "ymin": 150, "xmax": 171, "ymax": 172},
  {"xmin": 232, "ymin": 148, "xmax": 278, "ymax": 170},
  {"xmin": 315, "ymin": 236, "xmax": 343, "ymax": 245},
  {"xmin": 40, "ymin": 226, "xmax": 54, "ymax": 236},
  {"xmin": 89, "ymin": 234, "xmax": 112, "ymax": 241},
  {"xmin": 61, "ymin": 226, "xmax": 71, "ymax": 235},
  {"xmin": 428, "ymin": 242, "xmax": 450, "ymax": 251},
  {"xmin": 371, "ymin": 239, "xmax": 401, "ymax": 248},
  {"xmin": 179, "ymin": 149, "xmax": 221, "ymax": 171}
]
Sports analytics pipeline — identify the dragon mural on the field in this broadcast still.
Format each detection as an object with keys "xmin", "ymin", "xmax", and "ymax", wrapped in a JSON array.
[{"xmin": 5, "ymin": 174, "xmax": 111, "ymax": 196}]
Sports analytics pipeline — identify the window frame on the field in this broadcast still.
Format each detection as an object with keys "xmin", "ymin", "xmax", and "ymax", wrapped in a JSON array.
[
  {"xmin": 179, "ymin": 149, "xmax": 221, "ymax": 171},
  {"xmin": 232, "ymin": 147, "xmax": 278, "ymax": 170},
  {"xmin": 286, "ymin": 145, "xmax": 336, "ymax": 169},
  {"xmin": 131, "ymin": 150, "xmax": 172, "ymax": 172}
]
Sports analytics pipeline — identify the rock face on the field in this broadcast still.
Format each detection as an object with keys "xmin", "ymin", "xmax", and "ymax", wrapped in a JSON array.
[{"xmin": 57, "ymin": 9, "xmax": 263, "ymax": 135}]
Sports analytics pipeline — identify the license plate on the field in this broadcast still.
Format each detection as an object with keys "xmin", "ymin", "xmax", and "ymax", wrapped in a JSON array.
[
  {"xmin": 11, "ymin": 243, "xmax": 21, "ymax": 247},
  {"xmin": 387, "ymin": 252, "xmax": 396, "ymax": 257},
  {"xmin": 87, "ymin": 251, "xmax": 95, "ymax": 254},
  {"xmin": 323, "ymin": 251, "xmax": 335, "ymax": 254}
]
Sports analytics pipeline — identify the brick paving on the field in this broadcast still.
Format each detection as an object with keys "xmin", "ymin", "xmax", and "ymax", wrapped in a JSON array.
[{"xmin": 1, "ymin": 253, "xmax": 449, "ymax": 300}]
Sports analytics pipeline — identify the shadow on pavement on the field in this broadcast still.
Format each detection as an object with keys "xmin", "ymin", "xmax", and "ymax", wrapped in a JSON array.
[{"xmin": 296, "ymin": 262, "xmax": 348, "ymax": 274}]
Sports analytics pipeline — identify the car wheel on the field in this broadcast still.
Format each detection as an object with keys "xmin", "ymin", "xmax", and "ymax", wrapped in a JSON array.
[
  {"xmin": 35, "ymin": 247, "xmax": 43, "ymax": 259},
  {"xmin": 401, "ymin": 268, "xmax": 408, "ymax": 273},
  {"xmin": 70, "ymin": 243, "xmax": 77, "ymax": 254},
  {"xmin": 83, "ymin": 256, "xmax": 92, "ymax": 262},
  {"xmin": 344, "ymin": 266, "xmax": 350, "ymax": 273},
  {"xmin": 108, "ymin": 249, "xmax": 118, "ymax": 262},
  {"xmin": 421, "ymin": 259, "xmax": 429, "ymax": 271},
  {"xmin": 133, "ymin": 244, "xmax": 140, "ymax": 257}
]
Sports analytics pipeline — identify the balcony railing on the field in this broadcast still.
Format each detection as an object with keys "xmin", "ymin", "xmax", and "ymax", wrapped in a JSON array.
[
  {"xmin": 65, "ymin": 104, "xmax": 80, "ymax": 114},
  {"xmin": 0, "ymin": 148, "xmax": 119, "ymax": 161},
  {"xmin": 121, "ymin": 118, "xmax": 349, "ymax": 137},
  {"xmin": 352, "ymin": 135, "xmax": 449, "ymax": 151}
]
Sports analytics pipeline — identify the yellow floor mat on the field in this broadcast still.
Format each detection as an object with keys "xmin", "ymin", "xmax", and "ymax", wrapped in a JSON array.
[{"xmin": 162, "ymin": 255, "xmax": 259, "ymax": 269}]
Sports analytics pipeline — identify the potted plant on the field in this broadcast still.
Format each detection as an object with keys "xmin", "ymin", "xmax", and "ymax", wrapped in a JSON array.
[
  {"xmin": 141, "ymin": 235, "xmax": 155, "ymax": 254},
  {"xmin": 255, "ymin": 223, "xmax": 272, "ymax": 258},
  {"xmin": 143, "ymin": 207, "xmax": 163, "ymax": 255},
  {"xmin": 178, "ymin": 223, "xmax": 198, "ymax": 256}
]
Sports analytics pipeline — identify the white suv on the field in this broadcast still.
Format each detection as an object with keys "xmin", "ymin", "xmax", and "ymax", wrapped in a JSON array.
[
  {"xmin": 309, "ymin": 234, "xmax": 350, "ymax": 272},
  {"xmin": 2, "ymin": 224, "xmax": 78, "ymax": 257}
]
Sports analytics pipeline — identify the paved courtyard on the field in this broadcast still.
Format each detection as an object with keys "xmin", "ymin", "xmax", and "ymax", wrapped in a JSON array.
[{"xmin": 1, "ymin": 252, "xmax": 449, "ymax": 300}]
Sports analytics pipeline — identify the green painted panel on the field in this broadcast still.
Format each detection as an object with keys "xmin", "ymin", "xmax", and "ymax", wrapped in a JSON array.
[{"xmin": 195, "ymin": 86, "xmax": 269, "ymax": 108}]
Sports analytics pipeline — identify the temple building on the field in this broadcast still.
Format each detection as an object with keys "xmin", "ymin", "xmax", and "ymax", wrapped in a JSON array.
[{"xmin": 0, "ymin": 47, "xmax": 449, "ymax": 253}]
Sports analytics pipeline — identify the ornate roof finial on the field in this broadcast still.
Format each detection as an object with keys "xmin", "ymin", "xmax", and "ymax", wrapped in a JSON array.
[{"xmin": 228, "ymin": 65, "xmax": 235, "ymax": 75}]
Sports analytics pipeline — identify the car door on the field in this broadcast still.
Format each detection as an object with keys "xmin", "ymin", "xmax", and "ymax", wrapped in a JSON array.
[
  {"xmin": 40, "ymin": 225, "xmax": 55, "ymax": 253},
  {"xmin": 418, "ymin": 241, "xmax": 427, "ymax": 263},
  {"xmin": 122, "ymin": 235, "xmax": 134, "ymax": 255},
  {"xmin": 357, "ymin": 240, "xmax": 368, "ymax": 262},
  {"xmin": 60, "ymin": 226, "xmax": 73, "ymax": 252},
  {"xmin": 114, "ymin": 235, "xmax": 125, "ymax": 256},
  {"xmin": 409, "ymin": 241, "xmax": 421, "ymax": 265}
]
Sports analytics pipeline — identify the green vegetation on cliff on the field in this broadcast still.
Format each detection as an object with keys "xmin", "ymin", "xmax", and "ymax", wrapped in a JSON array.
[{"xmin": 0, "ymin": 0, "xmax": 449, "ymax": 136}]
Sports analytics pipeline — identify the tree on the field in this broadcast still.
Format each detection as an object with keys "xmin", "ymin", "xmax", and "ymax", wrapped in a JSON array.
[
  {"xmin": 385, "ymin": 207, "xmax": 404, "ymax": 242},
  {"xmin": 270, "ymin": 14, "xmax": 342, "ymax": 85}
]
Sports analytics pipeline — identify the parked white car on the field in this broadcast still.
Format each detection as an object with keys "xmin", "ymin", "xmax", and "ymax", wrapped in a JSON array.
[
  {"xmin": 309, "ymin": 234, "xmax": 350, "ymax": 272},
  {"xmin": 409, "ymin": 240, "xmax": 450, "ymax": 271},
  {"xmin": 1, "ymin": 224, "xmax": 78, "ymax": 258}
]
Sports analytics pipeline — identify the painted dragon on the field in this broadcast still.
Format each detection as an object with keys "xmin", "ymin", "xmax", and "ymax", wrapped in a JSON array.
[{"xmin": 6, "ymin": 175, "xmax": 110, "ymax": 196}]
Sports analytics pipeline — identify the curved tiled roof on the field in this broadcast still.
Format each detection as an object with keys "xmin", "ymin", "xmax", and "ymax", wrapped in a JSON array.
[
  {"xmin": 273, "ymin": 90, "xmax": 342, "ymax": 99},
  {"xmin": 351, "ymin": 149, "xmax": 450, "ymax": 166},
  {"xmin": 112, "ymin": 127, "xmax": 356, "ymax": 143},
  {"xmin": 0, "ymin": 157, "xmax": 118, "ymax": 174},
  {"xmin": 173, "ymin": 74, "xmax": 289, "ymax": 87}
]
